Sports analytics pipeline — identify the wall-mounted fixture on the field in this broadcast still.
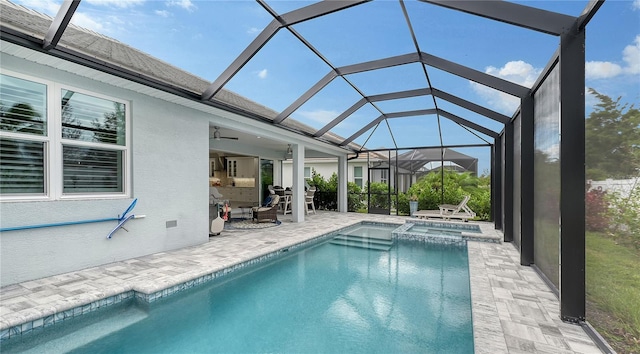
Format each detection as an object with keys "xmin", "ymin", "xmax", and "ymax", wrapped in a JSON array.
[
  {"xmin": 285, "ymin": 144, "xmax": 293, "ymax": 160},
  {"xmin": 213, "ymin": 126, "xmax": 238, "ymax": 141}
]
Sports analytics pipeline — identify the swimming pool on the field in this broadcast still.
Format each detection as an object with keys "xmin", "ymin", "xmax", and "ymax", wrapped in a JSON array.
[{"xmin": 2, "ymin": 223, "xmax": 474, "ymax": 353}]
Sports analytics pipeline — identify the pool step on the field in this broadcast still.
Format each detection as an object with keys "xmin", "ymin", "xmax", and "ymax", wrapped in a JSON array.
[{"xmin": 330, "ymin": 234, "xmax": 394, "ymax": 251}]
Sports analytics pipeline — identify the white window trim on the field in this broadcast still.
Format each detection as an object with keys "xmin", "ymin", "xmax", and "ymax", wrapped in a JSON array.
[
  {"xmin": 353, "ymin": 166, "xmax": 363, "ymax": 187},
  {"xmin": 0, "ymin": 70, "xmax": 131, "ymax": 201}
]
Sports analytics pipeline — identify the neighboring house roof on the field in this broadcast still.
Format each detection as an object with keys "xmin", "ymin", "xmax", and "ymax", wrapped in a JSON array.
[{"xmin": 390, "ymin": 148, "xmax": 478, "ymax": 174}]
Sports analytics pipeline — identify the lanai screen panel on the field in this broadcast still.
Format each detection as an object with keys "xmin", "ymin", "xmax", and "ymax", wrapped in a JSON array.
[{"xmin": 533, "ymin": 64, "xmax": 560, "ymax": 288}]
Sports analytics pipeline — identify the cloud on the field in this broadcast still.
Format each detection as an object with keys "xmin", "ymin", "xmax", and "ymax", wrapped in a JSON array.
[
  {"xmin": 586, "ymin": 35, "xmax": 640, "ymax": 79},
  {"xmin": 16, "ymin": 0, "xmax": 59, "ymax": 16},
  {"xmin": 85, "ymin": 0, "xmax": 145, "ymax": 8},
  {"xmin": 633, "ymin": 0, "xmax": 640, "ymax": 10},
  {"xmin": 585, "ymin": 61, "xmax": 623, "ymax": 79},
  {"xmin": 247, "ymin": 27, "xmax": 261, "ymax": 35},
  {"xmin": 155, "ymin": 10, "xmax": 170, "ymax": 18},
  {"xmin": 622, "ymin": 35, "xmax": 640, "ymax": 74},
  {"xmin": 71, "ymin": 12, "xmax": 104, "ymax": 32},
  {"xmin": 167, "ymin": 0, "xmax": 195, "ymax": 12},
  {"xmin": 296, "ymin": 110, "xmax": 340, "ymax": 125},
  {"xmin": 484, "ymin": 60, "xmax": 541, "ymax": 86},
  {"xmin": 542, "ymin": 143, "xmax": 559, "ymax": 160},
  {"xmin": 257, "ymin": 69, "xmax": 268, "ymax": 79},
  {"xmin": 470, "ymin": 60, "xmax": 541, "ymax": 113},
  {"xmin": 107, "ymin": 15, "xmax": 125, "ymax": 25},
  {"xmin": 16, "ymin": 0, "xmax": 120, "ymax": 33}
]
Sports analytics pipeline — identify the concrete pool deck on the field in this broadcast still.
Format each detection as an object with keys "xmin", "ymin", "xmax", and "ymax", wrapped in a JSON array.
[{"xmin": 0, "ymin": 211, "xmax": 602, "ymax": 353}]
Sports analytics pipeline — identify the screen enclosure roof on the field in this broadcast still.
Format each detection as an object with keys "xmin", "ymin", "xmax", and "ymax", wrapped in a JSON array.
[{"xmin": 0, "ymin": 0, "xmax": 601, "ymax": 155}]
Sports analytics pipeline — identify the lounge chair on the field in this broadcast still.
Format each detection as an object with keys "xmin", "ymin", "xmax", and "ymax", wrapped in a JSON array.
[
  {"xmin": 413, "ymin": 195, "xmax": 476, "ymax": 221},
  {"xmin": 252, "ymin": 194, "xmax": 280, "ymax": 223}
]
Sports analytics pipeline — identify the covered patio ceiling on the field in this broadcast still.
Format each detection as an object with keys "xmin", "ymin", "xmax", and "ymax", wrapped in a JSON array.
[{"xmin": 0, "ymin": 0, "xmax": 599, "ymax": 155}]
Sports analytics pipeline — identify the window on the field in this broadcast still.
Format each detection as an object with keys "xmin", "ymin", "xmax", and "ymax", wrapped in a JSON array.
[
  {"xmin": 380, "ymin": 169, "xmax": 388, "ymax": 184},
  {"xmin": 61, "ymin": 89, "xmax": 127, "ymax": 194},
  {"xmin": 0, "ymin": 71, "xmax": 130, "ymax": 200},
  {"xmin": 0, "ymin": 74, "xmax": 48, "ymax": 196},
  {"xmin": 354, "ymin": 166, "xmax": 363, "ymax": 188},
  {"xmin": 304, "ymin": 166, "xmax": 311, "ymax": 180}
]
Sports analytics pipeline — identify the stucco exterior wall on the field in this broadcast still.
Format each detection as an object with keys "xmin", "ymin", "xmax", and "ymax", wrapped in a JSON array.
[
  {"xmin": 0, "ymin": 54, "xmax": 210, "ymax": 286},
  {"xmin": 282, "ymin": 160, "xmax": 369, "ymax": 188}
]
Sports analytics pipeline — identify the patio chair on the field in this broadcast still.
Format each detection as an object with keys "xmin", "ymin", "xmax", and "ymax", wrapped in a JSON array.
[
  {"xmin": 252, "ymin": 194, "xmax": 280, "ymax": 223},
  {"xmin": 305, "ymin": 187, "xmax": 316, "ymax": 215},
  {"xmin": 280, "ymin": 191, "xmax": 292, "ymax": 215},
  {"xmin": 413, "ymin": 195, "xmax": 476, "ymax": 221}
]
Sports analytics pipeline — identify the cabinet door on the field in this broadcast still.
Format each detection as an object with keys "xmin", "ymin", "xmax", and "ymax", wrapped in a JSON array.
[
  {"xmin": 227, "ymin": 159, "xmax": 237, "ymax": 177},
  {"xmin": 239, "ymin": 157, "xmax": 254, "ymax": 177}
]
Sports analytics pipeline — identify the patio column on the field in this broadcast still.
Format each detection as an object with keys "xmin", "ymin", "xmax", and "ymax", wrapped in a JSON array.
[
  {"xmin": 291, "ymin": 144, "xmax": 305, "ymax": 223},
  {"xmin": 337, "ymin": 155, "xmax": 348, "ymax": 213}
]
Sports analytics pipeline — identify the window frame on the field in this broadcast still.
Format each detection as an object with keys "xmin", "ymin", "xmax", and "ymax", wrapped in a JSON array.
[
  {"xmin": 380, "ymin": 169, "xmax": 388, "ymax": 184},
  {"xmin": 304, "ymin": 166, "xmax": 311, "ymax": 180},
  {"xmin": 353, "ymin": 165, "xmax": 363, "ymax": 188},
  {"xmin": 0, "ymin": 69, "xmax": 131, "ymax": 202}
]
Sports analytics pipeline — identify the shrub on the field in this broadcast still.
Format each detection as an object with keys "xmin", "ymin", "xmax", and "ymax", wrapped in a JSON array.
[
  {"xmin": 399, "ymin": 171, "xmax": 491, "ymax": 220},
  {"xmin": 347, "ymin": 182, "xmax": 364, "ymax": 212},
  {"xmin": 585, "ymin": 184, "xmax": 609, "ymax": 232},
  {"xmin": 606, "ymin": 183, "xmax": 640, "ymax": 249},
  {"xmin": 365, "ymin": 182, "xmax": 392, "ymax": 210}
]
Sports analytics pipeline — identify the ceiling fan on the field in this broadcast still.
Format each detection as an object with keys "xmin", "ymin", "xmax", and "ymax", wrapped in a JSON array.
[{"xmin": 212, "ymin": 126, "xmax": 238, "ymax": 141}]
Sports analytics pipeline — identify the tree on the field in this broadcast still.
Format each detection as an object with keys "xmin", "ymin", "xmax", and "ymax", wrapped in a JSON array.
[
  {"xmin": 586, "ymin": 89, "xmax": 640, "ymax": 180},
  {"xmin": 0, "ymin": 102, "xmax": 43, "ymax": 134}
]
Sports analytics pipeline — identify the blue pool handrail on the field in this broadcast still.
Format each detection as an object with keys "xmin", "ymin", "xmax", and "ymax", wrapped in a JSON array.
[{"xmin": 0, "ymin": 199, "xmax": 144, "ymax": 239}]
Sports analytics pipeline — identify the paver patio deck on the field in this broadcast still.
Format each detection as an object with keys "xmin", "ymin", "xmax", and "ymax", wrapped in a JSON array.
[{"xmin": 0, "ymin": 211, "xmax": 602, "ymax": 353}]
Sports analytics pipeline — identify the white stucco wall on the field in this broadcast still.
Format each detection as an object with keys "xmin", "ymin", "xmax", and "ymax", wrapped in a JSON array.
[
  {"xmin": 0, "ymin": 54, "xmax": 211, "ymax": 286},
  {"xmin": 589, "ymin": 178, "xmax": 639, "ymax": 199},
  {"xmin": 282, "ymin": 159, "xmax": 369, "ymax": 187}
]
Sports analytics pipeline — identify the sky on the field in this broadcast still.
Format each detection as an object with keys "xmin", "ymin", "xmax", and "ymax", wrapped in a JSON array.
[{"xmin": 12, "ymin": 0, "xmax": 640, "ymax": 174}]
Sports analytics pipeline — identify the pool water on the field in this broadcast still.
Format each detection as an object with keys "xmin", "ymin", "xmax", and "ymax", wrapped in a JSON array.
[
  {"xmin": 3, "ymin": 224, "xmax": 474, "ymax": 353},
  {"xmin": 341, "ymin": 224, "xmax": 394, "ymax": 239}
]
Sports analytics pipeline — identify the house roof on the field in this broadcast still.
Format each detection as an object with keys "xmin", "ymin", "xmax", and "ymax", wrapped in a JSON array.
[{"xmin": 391, "ymin": 148, "xmax": 478, "ymax": 174}]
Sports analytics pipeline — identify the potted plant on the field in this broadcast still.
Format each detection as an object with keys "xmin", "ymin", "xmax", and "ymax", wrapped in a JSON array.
[{"xmin": 409, "ymin": 194, "xmax": 419, "ymax": 217}]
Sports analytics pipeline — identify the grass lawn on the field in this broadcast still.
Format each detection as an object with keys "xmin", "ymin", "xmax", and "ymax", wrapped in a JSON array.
[{"xmin": 586, "ymin": 231, "xmax": 640, "ymax": 354}]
